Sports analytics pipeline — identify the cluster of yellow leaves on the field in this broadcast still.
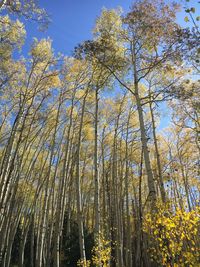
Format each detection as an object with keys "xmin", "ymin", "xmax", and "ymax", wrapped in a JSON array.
[
  {"xmin": 143, "ymin": 202, "xmax": 200, "ymax": 266},
  {"xmin": 31, "ymin": 38, "xmax": 53, "ymax": 62},
  {"xmin": 82, "ymin": 124, "xmax": 94, "ymax": 141},
  {"xmin": 77, "ymin": 259, "xmax": 91, "ymax": 267},
  {"xmin": 65, "ymin": 106, "xmax": 78, "ymax": 120},
  {"xmin": 92, "ymin": 232, "xmax": 111, "ymax": 267},
  {"xmin": 40, "ymin": 71, "xmax": 61, "ymax": 90},
  {"xmin": 93, "ymin": 8, "xmax": 126, "ymax": 74},
  {"xmin": 64, "ymin": 58, "xmax": 90, "ymax": 87},
  {"xmin": 0, "ymin": 15, "xmax": 26, "ymax": 79},
  {"xmin": 93, "ymin": 7, "xmax": 123, "ymax": 38},
  {"xmin": 16, "ymin": 180, "xmax": 35, "ymax": 205},
  {"xmin": 75, "ymin": 89, "xmax": 86, "ymax": 99},
  {"xmin": 0, "ymin": 15, "xmax": 26, "ymax": 52},
  {"xmin": 77, "ymin": 233, "xmax": 111, "ymax": 267}
]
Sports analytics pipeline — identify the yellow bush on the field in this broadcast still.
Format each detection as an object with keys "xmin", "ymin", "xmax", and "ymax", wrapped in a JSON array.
[
  {"xmin": 77, "ymin": 232, "xmax": 111, "ymax": 267},
  {"xmin": 77, "ymin": 259, "xmax": 91, "ymax": 267},
  {"xmin": 143, "ymin": 203, "xmax": 200, "ymax": 266},
  {"xmin": 92, "ymin": 232, "xmax": 111, "ymax": 267}
]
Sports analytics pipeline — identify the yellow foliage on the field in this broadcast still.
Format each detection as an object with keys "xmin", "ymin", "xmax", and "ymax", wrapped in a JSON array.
[
  {"xmin": 65, "ymin": 106, "xmax": 78, "ymax": 120},
  {"xmin": 77, "ymin": 259, "xmax": 91, "ymax": 267},
  {"xmin": 143, "ymin": 202, "xmax": 200, "ymax": 266},
  {"xmin": 82, "ymin": 124, "xmax": 94, "ymax": 141},
  {"xmin": 0, "ymin": 15, "xmax": 26, "ymax": 51},
  {"xmin": 75, "ymin": 89, "xmax": 86, "ymax": 99},
  {"xmin": 76, "ymin": 233, "xmax": 111, "ymax": 267},
  {"xmin": 92, "ymin": 232, "xmax": 111, "ymax": 267},
  {"xmin": 31, "ymin": 38, "xmax": 53, "ymax": 62},
  {"xmin": 93, "ymin": 7, "xmax": 123, "ymax": 38}
]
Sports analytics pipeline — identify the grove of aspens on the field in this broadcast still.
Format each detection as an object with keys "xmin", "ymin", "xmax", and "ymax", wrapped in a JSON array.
[{"xmin": 0, "ymin": 0, "xmax": 199, "ymax": 267}]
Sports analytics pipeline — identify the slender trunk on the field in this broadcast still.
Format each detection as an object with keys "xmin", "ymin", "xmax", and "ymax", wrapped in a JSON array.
[
  {"xmin": 149, "ymin": 100, "xmax": 166, "ymax": 202},
  {"xmin": 111, "ymin": 97, "xmax": 125, "ymax": 267},
  {"xmin": 30, "ymin": 215, "xmax": 35, "ymax": 267},
  {"xmin": 124, "ymin": 112, "xmax": 132, "ymax": 267},
  {"xmin": 94, "ymin": 88, "xmax": 100, "ymax": 238},
  {"xmin": 136, "ymin": 149, "xmax": 143, "ymax": 267},
  {"xmin": 134, "ymin": 79, "xmax": 156, "ymax": 206},
  {"xmin": 36, "ymin": 107, "xmax": 60, "ymax": 267},
  {"xmin": 75, "ymin": 91, "xmax": 88, "ymax": 263}
]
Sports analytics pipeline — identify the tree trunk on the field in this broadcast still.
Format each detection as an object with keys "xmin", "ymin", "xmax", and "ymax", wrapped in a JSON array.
[
  {"xmin": 75, "ymin": 90, "xmax": 88, "ymax": 263},
  {"xmin": 134, "ymin": 79, "xmax": 156, "ymax": 206},
  {"xmin": 94, "ymin": 88, "xmax": 100, "ymax": 239},
  {"xmin": 149, "ymin": 100, "xmax": 166, "ymax": 202}
]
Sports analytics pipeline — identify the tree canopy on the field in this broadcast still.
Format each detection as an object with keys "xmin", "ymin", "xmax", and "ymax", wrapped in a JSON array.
[{"xmin": 0, "ymin": 1, "xmax": 199, "ymax": 267}]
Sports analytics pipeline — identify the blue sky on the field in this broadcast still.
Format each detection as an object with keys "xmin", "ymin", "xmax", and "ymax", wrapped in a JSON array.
[
  {"xmin": 23, "ymin": 0, "xmax": 130, "ymax": 55},
  {"xmin": 22, "ymin": 0, "xmax": 200, "ymax": 55}
]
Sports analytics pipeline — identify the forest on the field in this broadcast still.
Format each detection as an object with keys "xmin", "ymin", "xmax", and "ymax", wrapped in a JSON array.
[{"xmin": 0, "ymin": 0, "xmax": 199, "ymax": 266}]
